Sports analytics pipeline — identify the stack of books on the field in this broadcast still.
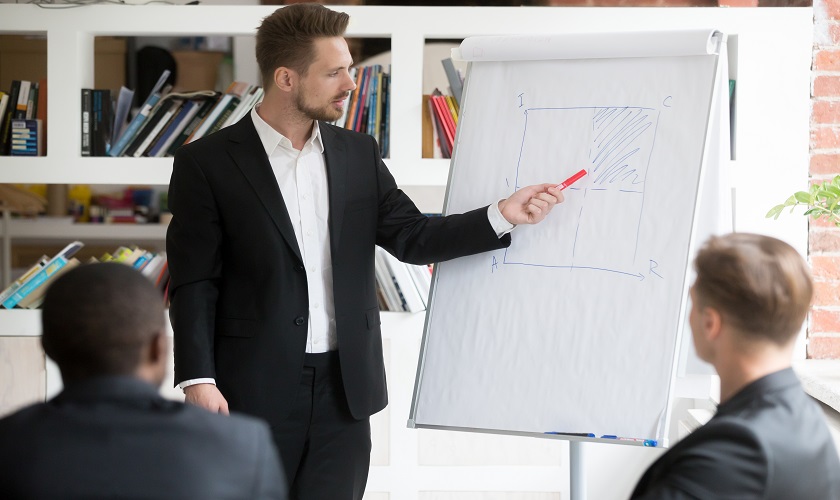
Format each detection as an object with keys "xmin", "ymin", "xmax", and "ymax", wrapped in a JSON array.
[
  {"xmin": 0, "ymin": 242, "xmax": 169, "ymax": 309},
  {"xmin": 83, "ymin": 69, "xmax": 264, "ymax": 158},
  {"xmin": 85, "ymin": 65, "xmax": 393, "ymax": 158},
  {"xmin": 373, "ymin": 246, "xmax": 432, "ymax": 313},
  {"xmin": 423, "ymin": 58, "xmax": 463, "ymax": 159},
  {"xmin": 333, "ymin": 64, "xmax": 390, "ymax": 158},
  {"xmin": 0, "ymin": 79, "xmax": 46, "ymax": 156}
]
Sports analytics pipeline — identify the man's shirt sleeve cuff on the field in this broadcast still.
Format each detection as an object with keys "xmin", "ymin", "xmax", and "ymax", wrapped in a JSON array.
[
  {"xmin": 178, "ymin": 378, "xmax": 216, "ymax": 390},
  {"xmin": 488, "ymin": 200, "xmax": 515, "ymax": 237}
]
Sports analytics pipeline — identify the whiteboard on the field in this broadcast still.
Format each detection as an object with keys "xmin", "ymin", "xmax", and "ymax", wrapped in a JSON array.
[{"xmin": 410, "ymin": 31, "xmax": 724, "ymax": 447}]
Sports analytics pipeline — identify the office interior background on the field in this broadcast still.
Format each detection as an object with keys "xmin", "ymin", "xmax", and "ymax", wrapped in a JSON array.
[{"xmin": 0, "ymin": 0, "xmax": 837, "ymax": 499}]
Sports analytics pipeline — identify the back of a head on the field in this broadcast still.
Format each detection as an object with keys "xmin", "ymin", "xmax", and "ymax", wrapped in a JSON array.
[
  {"xmin": 255, "ymin": 3, "xmax": 350, "ymax": 86},
  {"xmin": 693, "ymin": 233, "xmax": 813, "ymax": 346},
  {"xmin": 41, "ymin": 263, "xmax": 165, "ymax": 382}
]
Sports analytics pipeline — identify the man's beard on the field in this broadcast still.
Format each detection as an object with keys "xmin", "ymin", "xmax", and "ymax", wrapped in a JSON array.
[{"xmin": 295, "ymin": 90, "xmax": 344, "ymax": 122}]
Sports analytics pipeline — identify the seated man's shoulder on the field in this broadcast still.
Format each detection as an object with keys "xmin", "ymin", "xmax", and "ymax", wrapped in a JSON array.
[
  {"xmin": 0, "ymin": 402, "xmax": 50, "ymax": 433},
  {"xmin": 178, "ymin": 403, "xmax": 272, "ymax": 442},
  {"xmin": 683, "ymin": 416, "xmax": 766, "ymax": 463}
]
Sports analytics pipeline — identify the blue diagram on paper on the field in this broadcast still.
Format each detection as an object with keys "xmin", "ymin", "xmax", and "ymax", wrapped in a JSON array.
[{"xmin": 504, "ymin": 106, "xmax": 661, "ymax": 279}]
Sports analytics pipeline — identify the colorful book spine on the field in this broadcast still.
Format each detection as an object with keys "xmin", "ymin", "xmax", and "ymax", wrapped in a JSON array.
[
  {"xmin": 108, "ymin": 93, "xmax": 161, "ymax": 157},
  {"xmin": 147, "ymin": 100, "xmax": 197, "ymax": 157},
  {"xmin": 14, "ymin": 80, "xmax": 30, "ymax": 120},
  {"xmin": 0, "ymin": 256, "xmax": 48, "ymax": 305},
  {"xmin": 81, "ymin": 89, "xmax": 92, "ymax": 156},
  {"xmin": 0, "ymin": 81, "xmax": 21, "ymax": 155},
  {"xmin": 2, "ymin": 256, "xmax": 69, "ymax": 309},
  {"xmin": 9, "ymin": 119, "xmax": 39, "ymax": 156},
  {"xmin": 165, "ymin": 96, "xmax": 218, "ymax": 156},
  {"xmin": 131, "ymin": 100, "xmax": 180, "ymax": 157},
  {"xmin": 1, "ymin": 240, "xmax": 83, "ymax": 309}
]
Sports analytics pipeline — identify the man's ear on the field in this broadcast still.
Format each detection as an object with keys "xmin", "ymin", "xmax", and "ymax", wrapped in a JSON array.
[
  {"xmin": 274, "ymin": 67, "xmax": 294, "ymax": 92},
  {"xmin": 146, "ymin": 331, "xmax": 168, "ymax": 366},
  {"xmin": 701, "ymin": 306, "xmax": 723, "ymax": 343}
]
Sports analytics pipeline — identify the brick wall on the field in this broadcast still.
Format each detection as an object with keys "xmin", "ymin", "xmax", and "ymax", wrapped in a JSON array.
[{"xmin": 812, "ymin": 0, "xmax": 840, "ymax": 358}]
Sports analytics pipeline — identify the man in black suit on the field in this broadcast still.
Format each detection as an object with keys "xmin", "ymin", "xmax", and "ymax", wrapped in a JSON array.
[
  {"xmin": 166, "ymin": 4, "xmax": 564, "ymax": 499},
  {"xmin": 0, "ymin": 263, "xmax": 286, "ymax": 499},
  {"xmin": 631, "ymin": 233, "xmax": 840, "ymax": 499}
]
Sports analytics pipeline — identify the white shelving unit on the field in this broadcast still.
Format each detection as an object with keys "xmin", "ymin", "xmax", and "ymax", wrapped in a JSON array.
[
  {"xmin": 5, "ymin": 217, "xmax": 167, "ymax": 241},
  {"xmin": 0, "ymin": 5, "xmax": 814, "ymax": 499}
]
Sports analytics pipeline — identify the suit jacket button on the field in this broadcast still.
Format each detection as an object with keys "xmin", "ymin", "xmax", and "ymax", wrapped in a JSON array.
[
  {"xmin": 294, "ymin": 316, "xmax": 305, "ymax": 326},
  {"xmin": 295, "ymin": 264, "xmax": 305, "ymax": 272}
]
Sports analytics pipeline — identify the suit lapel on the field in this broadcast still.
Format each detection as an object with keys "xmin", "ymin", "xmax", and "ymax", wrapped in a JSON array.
[
  {"xmin": 320, "ymin": 122, "xmax": 347, "ymax": 255},
  {"xmin": 227, "ymin": 117, "xmax": 303, "ymax": 264}
]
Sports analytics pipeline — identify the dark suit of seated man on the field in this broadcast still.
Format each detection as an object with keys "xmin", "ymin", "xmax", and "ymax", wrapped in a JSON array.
[
  {"xmin": 0, "ymin": 263, "xmax": 287, "ymax": 499},
  {"xmin": 631, "ymin": 233, "xmax": 840, "ymax": 499}
]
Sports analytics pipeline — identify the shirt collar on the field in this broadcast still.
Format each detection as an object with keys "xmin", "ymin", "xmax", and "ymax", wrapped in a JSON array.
[{"xmin": 250, "ymin": 103, "xmax": 324, "ymax": 156}]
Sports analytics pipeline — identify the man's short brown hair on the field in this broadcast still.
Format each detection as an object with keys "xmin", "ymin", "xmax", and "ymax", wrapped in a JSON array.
[
  {"xmin": 256, "ymin": 3, "xmax": 350, "ymax": 88},
  {"xmin": 41, "ymin": 263, "xmax": 165, "ymax": 382},
  {"xmin": 692, "ymin": 233, "xmax": 813, "ymax": 346}
]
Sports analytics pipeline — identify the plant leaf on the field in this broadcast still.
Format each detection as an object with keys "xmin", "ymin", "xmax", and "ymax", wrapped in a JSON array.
[{"xmin": 766, "ymin": 205, "xmax": 785, "ymax": 219}]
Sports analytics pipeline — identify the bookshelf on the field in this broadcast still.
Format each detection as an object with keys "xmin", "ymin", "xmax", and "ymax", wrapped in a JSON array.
[{"xmin": 0, "ymin": 4, "xmax": 813, "ymax": 498}]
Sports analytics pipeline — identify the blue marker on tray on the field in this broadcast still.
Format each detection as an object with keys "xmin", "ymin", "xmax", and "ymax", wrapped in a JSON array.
[
  {"xmin": 544, "ymin": 432, "xmax": 596, "ymax": 438},
  {"xmin": 600, "ymin": 435, "xmax": 658, "ymax": 447}
]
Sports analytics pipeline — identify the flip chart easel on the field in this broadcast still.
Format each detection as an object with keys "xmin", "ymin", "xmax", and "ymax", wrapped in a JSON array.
[{"xmin": 409, "ymin": 30, "xmax": 730, "ymax": 500}]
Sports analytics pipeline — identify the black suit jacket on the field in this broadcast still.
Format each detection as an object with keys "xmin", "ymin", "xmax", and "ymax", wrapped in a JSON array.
[
  {"xmin": 167, "ymin": 116, "xmax": 510, "ymax": 423},
  {"xmin": 0, "ymin": 377, "xmax": 286, "ymax": 499},
  {"xmin": 631, "ymin": 368, "xmax": 840, "ymax": 499}
]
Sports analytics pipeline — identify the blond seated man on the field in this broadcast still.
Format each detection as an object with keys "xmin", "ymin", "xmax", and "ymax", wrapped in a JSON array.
[{"xmin": 631, "ymin": 233, "xmax": 840, "ymax": 499}]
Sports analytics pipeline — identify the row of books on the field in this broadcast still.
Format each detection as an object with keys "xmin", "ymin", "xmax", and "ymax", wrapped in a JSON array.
[
  {"xmin": 0, "ymin": 79, "xmax": 47, "ymax": 156},
  {"xmin": 84, "ymin": 69, "xmax": 264, "ymax": 158},
  {"xmin": 0, "ymin": 241, "xmax": 169, "ymax": 310},
  {"xmin": 422, "ymin": 57, "xmax": 465, "ymax": 159},
  {"xmin": 374, "ymin": 246, "xmax": 432, "ymax": 313},
  {"xmin": 426, "ymin": 89, "xmax": 459, "ymax": 159},
  {"xmin": 332, "ymin": 64, "xmax": 391, "ymax": 158}
]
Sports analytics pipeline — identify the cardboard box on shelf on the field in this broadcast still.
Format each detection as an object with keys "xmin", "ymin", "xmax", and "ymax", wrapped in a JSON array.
[{"xmin": 0, "ymin": 35, "xmax": 126, "ymax": 94}]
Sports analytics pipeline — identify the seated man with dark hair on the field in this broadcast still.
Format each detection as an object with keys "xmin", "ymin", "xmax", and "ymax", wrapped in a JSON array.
[
  {"xmin": 631, "ymin": 233, "xmax": 840, "ymax": 499},
  {"xmin": 0, "ymin": 263, "xmax": 287, "ymax": 499}
]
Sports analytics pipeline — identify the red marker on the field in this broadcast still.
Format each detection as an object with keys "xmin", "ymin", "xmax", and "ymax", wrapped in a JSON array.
[{"xmin": 556, "ymin": 169, "xmax": 587, "ymax": 190}]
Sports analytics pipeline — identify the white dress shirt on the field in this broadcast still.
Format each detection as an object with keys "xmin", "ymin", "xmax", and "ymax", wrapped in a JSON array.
[{"xmin": 179, "ymin": 107, "xmax": 514, "ymax": 389}]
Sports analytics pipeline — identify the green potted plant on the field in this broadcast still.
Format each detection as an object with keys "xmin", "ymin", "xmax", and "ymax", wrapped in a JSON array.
[{"xmin": 766, "ymin": 175, "xmax": 840, "ymax": 226}]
